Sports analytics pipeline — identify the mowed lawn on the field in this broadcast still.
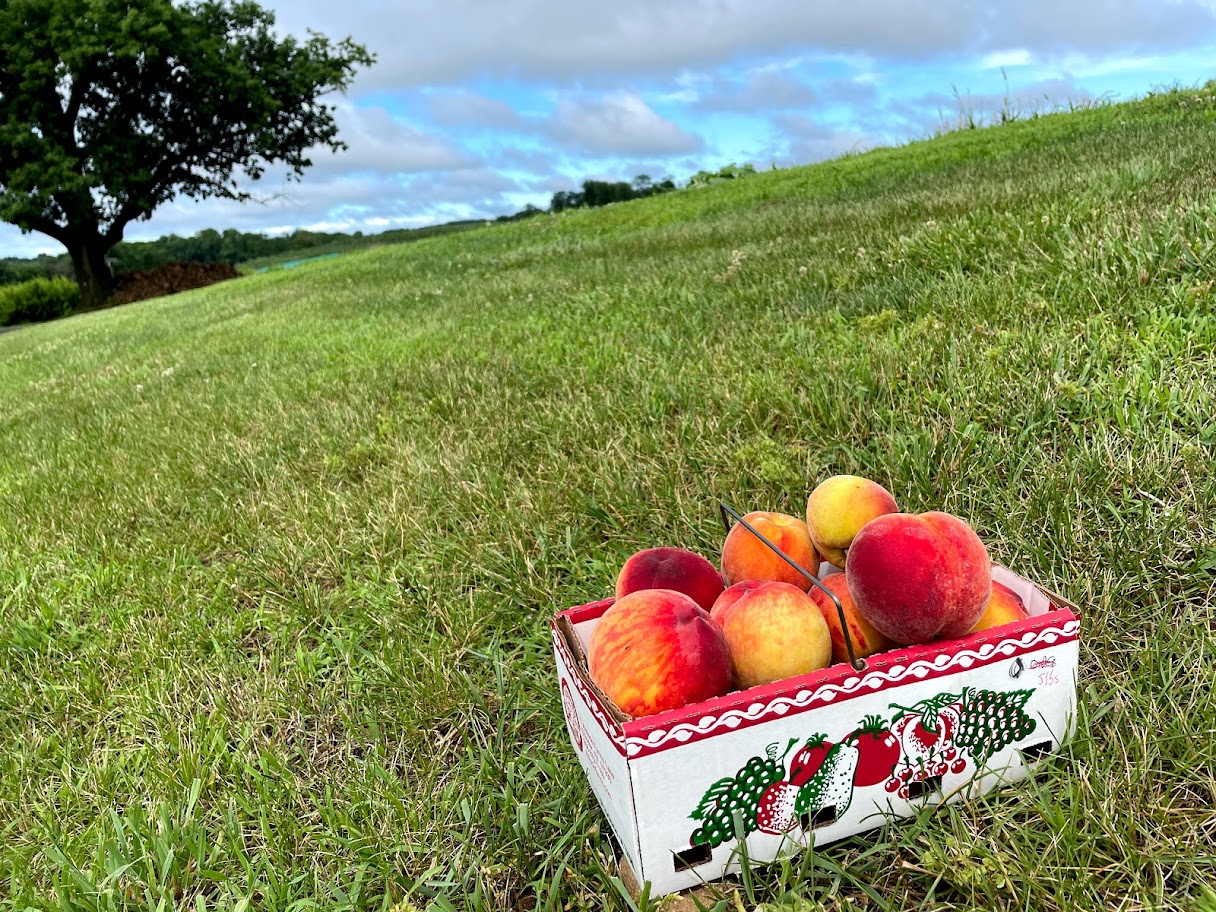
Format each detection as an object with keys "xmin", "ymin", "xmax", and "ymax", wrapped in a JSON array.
[{"xmin": 2, "ymin": 87, "xmax": 1215, "ymax": 912}]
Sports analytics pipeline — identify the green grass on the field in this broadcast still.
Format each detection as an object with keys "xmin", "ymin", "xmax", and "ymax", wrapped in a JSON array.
[
  {"xmin": 235, "ymin": 221, "xmax": 484, "ymax": 274},
  {"xmin": 2, "ymin": 85, "xmax": 1215, "ymax": 912}
]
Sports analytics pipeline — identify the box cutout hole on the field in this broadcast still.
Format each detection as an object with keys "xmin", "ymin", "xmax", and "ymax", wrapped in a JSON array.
[
  {"xmin": 907, "ymin": 775, "xmax": 943, "ymax": 800},
  {"xmin": 799, "ymin": 805, "xmax": 838, "ymax": 830},
  {"xmin": 672, "ymin": 843, "xmax": 712, "ymax": 872},
  {"xmin": 1020, "ymin": 740, "xmax": 1054, "ymax": 764}
]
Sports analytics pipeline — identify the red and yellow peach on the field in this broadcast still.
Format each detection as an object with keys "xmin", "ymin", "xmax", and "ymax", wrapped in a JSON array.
[
  {"xmin": 709, "ymin": 579, "xmax": 767, "ymax": 627},
  {"xmin": 588, "ymin": 589, "xmax": 732, "ymax": 717},
  {"xmin": 719, "ymin": 580, "xmax": 832, "ymax": 688},
  {"xmin": 615, "ymin": 546, "xmax": 725, "ymax": 613},
  {"xmin": 808, "ymin": 572, "xmax": 893, "ymax": 664},
  {"xmin": 845, "ymin": 511, "xmax": 991, "ymax": 645},
  {"xmin": 721, "ymin": 511, "xmax": 819, "ymax": 590},
  {"xmin": 970, "ymin": 580, "xmax": 1029, "ymax": 633},
  {"xmin": 805, "ymin": 475, "xmax": 898, "ymax": 569}
]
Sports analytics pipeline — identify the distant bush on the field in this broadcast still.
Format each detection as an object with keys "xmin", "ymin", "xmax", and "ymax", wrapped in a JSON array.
[
  {"xmin": 687, "ymin": 163, "xmax": 757, "ymax": 188},
  {"xmin": 0, "ymin": 276, "xmax": 78, "ymax": 326}
]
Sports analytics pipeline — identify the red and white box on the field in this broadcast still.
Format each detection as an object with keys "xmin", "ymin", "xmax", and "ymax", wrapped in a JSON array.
[{"xmin": 552, "ymin": 565, "xmax": 1080, "ymax": 897}]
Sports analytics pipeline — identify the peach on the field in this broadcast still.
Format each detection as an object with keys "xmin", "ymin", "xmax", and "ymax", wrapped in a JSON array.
[
  {"xmin": 808, "ymin": 572, "xmax": 893, "ymax": 664},
  {"xmin": 970, "ymin": 580, "xmax": 1029, "ymax": 633},
  {"xmin": 805, "ymin": 475, "xmax": 898, "ymax": 568},
  {"xmin": 721, "ymin": 511, "xmax": 819, "ymax": 590},
  {"xmin": 615, "ymin": 547, "xmax": 725, "ymax": 613},
  {"xmin": 709, "ymin": 579, "xmax": 767, "ymax": 627},
  {"xmin": 845, "ymin": 512, "xmax": 991, "ymax": 645},
  {"xmin": 588, "ymin": 589, "xmax": 732, "ymax": 718},
  {"xmin": 720, "ymin": 581, "xmax": 832, "ymax": 688}
]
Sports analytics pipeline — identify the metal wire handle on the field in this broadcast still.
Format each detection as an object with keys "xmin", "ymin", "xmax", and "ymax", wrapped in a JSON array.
[{"xmin": 719, "ymin": 502, "xmax": 865, "ymax": 671}]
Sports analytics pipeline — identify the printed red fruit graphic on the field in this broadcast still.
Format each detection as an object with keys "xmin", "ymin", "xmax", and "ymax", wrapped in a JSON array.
[
  {"xmin": 755, "ymin": 781, "xmax": 800, "ymax": 834},
  {"xmin": 890, "ymin": 696, "xmax": 961, "ymax": 758},
  {"xmin": 788, "ymin": 734, "xmax": 834, "ymax": 787},
  {"xmin": 846, "ymin": 715, "xmax": 901, "ymax": 788}
]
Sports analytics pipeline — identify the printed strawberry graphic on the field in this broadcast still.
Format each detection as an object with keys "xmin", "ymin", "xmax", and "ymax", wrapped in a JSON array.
[
  {"xmin": 755, "ymin": 781, "xmax": 800, "ymax": 834},
  {"xmin": 690, "ymin": 739, "xmax": 798, "ymax": 848},
  {"xmin": 788, "ymin": 733, "xmax": 833, "ymax": 786}
]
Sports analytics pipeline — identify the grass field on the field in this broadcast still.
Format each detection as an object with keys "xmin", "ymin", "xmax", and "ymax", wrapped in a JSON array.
[
  {"xmin": 2, "ymin": 85, "xmax": 1215, "ymax": 912},
  {"xmin": 235, "ymin": 221, "xmax": 484, "ymax": 274}
]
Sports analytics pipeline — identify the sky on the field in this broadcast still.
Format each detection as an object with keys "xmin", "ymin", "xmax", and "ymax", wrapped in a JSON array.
[{"xmin": 4, "ymin": 0, "xmax": 1216, "ymax": 258}]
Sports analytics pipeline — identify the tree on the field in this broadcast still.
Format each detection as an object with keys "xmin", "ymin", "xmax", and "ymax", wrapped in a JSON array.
[
  {"xmin": 0, "ymin": 0, "xmax": 373, "ymax": 309},
  {"xmin": 549, "ymin": 189, "xmax": 583, "ymax": 212}
]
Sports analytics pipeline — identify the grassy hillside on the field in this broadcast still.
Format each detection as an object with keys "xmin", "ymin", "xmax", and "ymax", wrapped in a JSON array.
[{"xmin": 1, "ymin": 86, "xmax": 1214, "ymax": 912}]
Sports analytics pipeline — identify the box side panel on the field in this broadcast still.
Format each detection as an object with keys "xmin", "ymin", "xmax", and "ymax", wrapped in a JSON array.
[
  {"xmin": 553, "ymin": 631, "xmax": 641, "ymax": 875},
  {"xmin": 629, "ymin": 637, "xmax": 1079, "ymax": 896}
]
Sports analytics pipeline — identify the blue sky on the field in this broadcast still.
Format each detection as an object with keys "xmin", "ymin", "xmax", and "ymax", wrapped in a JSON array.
[{"xmin": 4, "ymin": 0, "xmax": 1216, "ymax": 258}]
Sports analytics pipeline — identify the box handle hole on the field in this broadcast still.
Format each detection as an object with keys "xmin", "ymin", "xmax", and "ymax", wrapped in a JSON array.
[
  {"xmin": 673, "ymin": 843, "xmax": 712, "ymax": 872},
  {"xmin": 799, "ymin": 805, "xmax": 838, "ymax": 830},
  {"xmin": 1019, "ymin": 740, "xmax": 1054, "ymax": 764},
  {"xmin": 907, "ymin": 775, "xmax": 943, "ymax": 800}
]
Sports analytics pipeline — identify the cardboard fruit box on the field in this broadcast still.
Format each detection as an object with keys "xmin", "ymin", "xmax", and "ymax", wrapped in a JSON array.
[{"xmin": 551, "ymin": 564, "xmax": 1080, "ymax": 897}]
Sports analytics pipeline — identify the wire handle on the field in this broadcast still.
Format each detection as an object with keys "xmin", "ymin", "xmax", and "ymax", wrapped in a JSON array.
[{"xmin": 719, "ymin": 502, "xmax": 864, "ymax": 671}]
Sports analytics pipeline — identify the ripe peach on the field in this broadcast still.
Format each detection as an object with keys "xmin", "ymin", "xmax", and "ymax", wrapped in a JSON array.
[
  {"xmin": 806, "ymin": 475, "xmax": 898, "ymax": 569},
  {"xmin": 721, "ymin": 511, "xmax": 819, "ymax": 590},
  {"xmin": 845, "ymin": 512, "xmax": 991, "ymax": 645},
  {"xmin": 588, "ymin": 589, "xmax": 732, "ymax": 718},
  {"xmin": 615, "ymin": 547, "xmax": 725, "ymax": 613},
  {"xmin": 720, "ymin": 581, "xmax": 832, "ymax": 688},
  {"xmin": 709, "ymin": 579, "xmax": 767, "ymax": 627},
  {"xmin": 970, "ymin": 580, "xmax": 1029, "ymax": 633},
  {"xmin": 808, "ymin": 572, "xmax": 893, "ymax": 664}
]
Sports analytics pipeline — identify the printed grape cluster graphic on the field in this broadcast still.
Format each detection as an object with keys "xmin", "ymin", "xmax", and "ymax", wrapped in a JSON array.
[
  {"xmin": 690, "ymin": 740, "xmax": 794, "ymax": 847},
  {"xmin": 953, "ymin": 687, "xmax": 1037, "ymax": 765}
]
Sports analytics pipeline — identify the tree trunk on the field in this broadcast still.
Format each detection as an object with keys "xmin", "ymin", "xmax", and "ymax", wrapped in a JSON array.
[{"xmin": 68, "ymin": 237, "xmax": 116, "ymax": 312}]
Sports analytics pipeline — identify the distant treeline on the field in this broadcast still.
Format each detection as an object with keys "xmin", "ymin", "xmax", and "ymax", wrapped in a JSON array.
[
  {"xmin": 486, "ymin": 175, "xmax": 679, "ymax": 225},
  {"xmin": 550, "ymin": 175, "xmax": 678, "ymax": 212},
  {"xmin": 1, "ymin": 222, "xmax": 482, "ymax": 286},
  {"xmin": 3, "ymin": 167, "xmax": 756, "ymax": 285}
]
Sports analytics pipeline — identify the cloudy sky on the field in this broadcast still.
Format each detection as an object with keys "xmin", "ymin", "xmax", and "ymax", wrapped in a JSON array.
[{"xmin": 5, "ymin": 0, "xmax": 1216, "ymax": 258}]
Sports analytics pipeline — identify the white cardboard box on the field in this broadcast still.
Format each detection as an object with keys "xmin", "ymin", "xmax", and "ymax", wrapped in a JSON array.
[{"xmin": 552, "ymin": 565, "xmax": 1080, "ymax": 897}]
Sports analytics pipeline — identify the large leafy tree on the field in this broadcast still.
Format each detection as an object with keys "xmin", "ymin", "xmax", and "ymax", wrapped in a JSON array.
[{"xmin": 0, "ymin": 0, "xmax": 373, "ymax": 309}]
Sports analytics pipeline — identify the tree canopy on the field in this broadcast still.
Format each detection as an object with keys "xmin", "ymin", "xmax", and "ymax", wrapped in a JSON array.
[
  {"xmin": 549, "ymin": 175, "xmax": 677, "ymax": 213},
  {"xmin": 0, "ymin": 0, "xmax": 373, "ymax": 308}
]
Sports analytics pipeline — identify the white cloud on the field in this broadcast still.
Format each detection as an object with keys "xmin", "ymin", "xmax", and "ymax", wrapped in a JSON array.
[
  {"xmin": 1047, "ymin": 53, "xmax": 1166, "ymax": 78},
  {"xmin": 980, "ymin": 49, "xmax": 1033, "ymax": 69},
  {"xmin": 311, "ymin": 103, "xmax": 474, "ymax": 173},
  {"xmin": 545, "ymin": 92, "xmax": 702, "ymax": 155},
  {"xmin": 772, "ymin": 114, "xmax": 872, "ymax": 165},
  {"xmin": 427, "ymin": 90, "xmax": 525, "ymax": 129},
  {"xmin": 261, "ymin": 0, "xmax": 1216, "ymax": 89},
  {"xmin": 691, "ymin": 70, "xmax": 818, "ymax": 112}
]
